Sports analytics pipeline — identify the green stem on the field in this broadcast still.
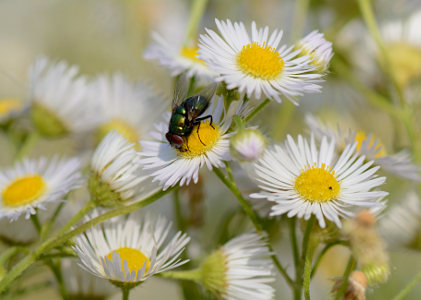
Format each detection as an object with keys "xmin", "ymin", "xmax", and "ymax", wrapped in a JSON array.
[
  {"xmin": 391, "ymin": 270, "xmax": 421, "ymax": 300},
  {"xmin": 46, "ymin": 260, "xmax": 68, "ymax": 300},
  {"xmin": 173, "ymin": 188, "xmax": 186, "ymax": 232},
  {"xmin": 291, "ymin": 0, "xmax": 310, "ymax": 41},
  {"xmin": 224, "ymin": 161, "xmax": 235, "ymax": 182},
  {"xmin": 122, "ymin": 286, "xmax": 131, "ymax": 300},
  {"xmin": 0, "ymin": 188, "xmax": 172, "ymax": 293},
  {"xmin": 7, "ymin": 281, "xmax": 52, "ymax": 298},
  {"xmin": 40, "ymin": 252, "xmax": 77, "ymax": 260},
  {"xmin": 213, "ymin": 167, "xmax": 294, "ymax": 288},
  {"xmin": 289, "ymin": 218, "xmax": 301, "ymax": 300},
  {"xmin": 30, "ymin": 214, "xmax": 42, "ymax": 233},
  {"xmin": 290, "ymin": 219, "xmax": 299, "ymax": 268},
  {"xmin": 333, "ymin": 256, "xmax": 356, "ymax": 300},
  {"xmin": 56, "ymin": 201, "xmax": 96, "ymax": 237},
  {"xmin": 357, "ymin": 0, "xmax": 405, "ymax": 106},
  {"xmin": 14, "ymin": 131, "xmax": 40, "ymax": 161},
  {"xmin": 303, "ymin": 242, "xmax": 316, "ymax": 300},
  {"xmin": 311, "ymin": 240, "xmax": 348, "ymax": 279},
  {"xmin": 245, "ymin": 99, "xmax": 271, "ymax": 123},
  {"xmin": 160, "ymin": 269, "xmax": 202, "ymax": 281},
  {"xmin": 41, "ymin": 202, "xmax": 66, "ymax": 240},
  {"xmin": 214, "ymin": 168, "xmax": 261, "ymax": 230},
  {"xmin": 332, "ymin": 58, "xmax": 401, "ymax": 119},
  {"xmin": 0, "ymin": 247, "xmax": 29, "ymax": 266},
  {"xmin": 300, "ymin": 217, "xmax": 315, "ymax": 300},
  {"xmin": 184, "ymin": 0, "xmax": 209, "ymax": 45}
]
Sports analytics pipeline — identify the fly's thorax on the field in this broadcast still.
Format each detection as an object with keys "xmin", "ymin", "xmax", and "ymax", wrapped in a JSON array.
[{"xmin": 184, "ymin": 95, "xmax": 210, "ymax": 115}]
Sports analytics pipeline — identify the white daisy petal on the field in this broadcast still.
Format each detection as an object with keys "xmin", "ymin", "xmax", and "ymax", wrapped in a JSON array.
[
  {"xmin": 138, "ymin": 96, "xmax": 233, "ymax": 190},
  {"xmin": 250, "ymin": 135, "xmax": 387, "ymax": 228},
  {"xmin": 29, "ymin": 56, "xmax": 100, "ymax": 134},
  {"xmin": 0, "ymin": 157, "xmax": 82, "ymax": 221},
  {"xmin": 73, "ymin": 213, "xmax": 190, "ymax": 284},
  {"xmin": 198, "ymin": 19, "xmax": 324, "ymax": 103}
]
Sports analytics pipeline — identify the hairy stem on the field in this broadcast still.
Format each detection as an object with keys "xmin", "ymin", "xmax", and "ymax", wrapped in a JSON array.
[{"xmin": 213, "ymin": 167, "xmax": 294, "ymax": 288}]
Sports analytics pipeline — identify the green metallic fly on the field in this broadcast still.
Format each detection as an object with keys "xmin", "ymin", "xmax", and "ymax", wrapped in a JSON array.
[{"xmin": 166, "ymin": 76, "xmax": 217, "ymax": 152}]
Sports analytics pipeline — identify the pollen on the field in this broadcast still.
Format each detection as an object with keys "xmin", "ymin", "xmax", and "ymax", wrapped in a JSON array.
[
  {"xmin": 0, "ymin": 98, "xmax": 22, "ymax": 117},
  {"xmin": 237, "ymin": 42, "xmax": 284, "ymax": 80},
  {"xmin": 98, "ymin": 119, "xmax": 140, "ymax": 147},
  {"xmin": 354, "ymin": 131, "xmax": 387, "ymax": 159},
  {"xmin": 180, "ymin": 46, "xmax": 205, "ymax": 64},
  {"xmin": 294, "ymin": 163, "xmax": 340, "ymax": 203},
  {"xmin": 2, "ymin": 175, "xmax": 47, "ymax": 207},
  {"xmin": 179, "ymin": 121, "xmax": 220, "ymax": 158},
  {"xmin": 106, "ymin": 247, "xmax": 151, "ymax": 276}
]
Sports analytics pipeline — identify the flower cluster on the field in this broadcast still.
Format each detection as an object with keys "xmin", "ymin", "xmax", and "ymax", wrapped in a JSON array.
[{"xmin": 0, "ymin": 3, "xmax": 420, "ymax": 300}]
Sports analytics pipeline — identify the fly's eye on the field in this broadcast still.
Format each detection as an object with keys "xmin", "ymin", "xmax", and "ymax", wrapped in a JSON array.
[{"xmin": 172, "ymin": 134, "xmax": 184, "ymax": 145}]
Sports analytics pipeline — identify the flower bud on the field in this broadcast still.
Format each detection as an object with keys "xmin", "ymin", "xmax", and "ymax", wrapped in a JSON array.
[
  {"xmin": 342, "ymin": 211, "xmax": 390, "ymax": 285},
  {"xmin": 199, "ymin": 233, "xmax": 275, "ymax": 299},
  {"xmin": 31, "ymin": 102, "xmax": 69, "ymax": 137},
  {"xmin": 230, "ymin": 128, "xmax": 266, "ymax": 162},
  {"xmin": 88, "ymin": 132, "xmax": 146, "ymax": 207},
  {"xmin": 295, "ymin": 31, "xmax": 333, "ymax": 73},
  {"xmin": 331, "ymin": 270, "xmax": 367, "ymax": 300}
]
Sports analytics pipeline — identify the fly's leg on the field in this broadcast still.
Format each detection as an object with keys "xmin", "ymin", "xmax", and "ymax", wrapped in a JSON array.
[
  {"xmin": 194, "ymin": 115, "xmax": 214, "ymax": 146},
  {"xmin": 195, "ymin": 115, "xmax": 214, "ymax": 128},
  {"xmin": 196, "ymin": 122, "xmax": 206, "ymax": 146}
]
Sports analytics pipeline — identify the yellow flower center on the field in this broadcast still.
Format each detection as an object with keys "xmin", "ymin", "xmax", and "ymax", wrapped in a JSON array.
[
  {"xmin": 98, "ymin": 119, "xmax": 140, "ymax": 146},
  {"xmin": 178, "ymin": 122, "xmax": 221, "ymax": 158},
  {"xmin": 296, "ymin": 44, "xmax": 326, "ymax": 72},
  {"xmin": 0, "ymin": 99, "xmax": 22, "ymax": 117},
  {"xmin": 2, "ymin": 175, "xmax": 47, "ymax": 207},
  {"xmin": 294, "ymin": 163, "xmax": 340, "ymax": 203},
  {"xmin": 237, "ymin": 42, "xmax": 284, "ymax": 80},
  {"xmin": 180, "ymin": 46, "xmax": 204, "ymax": 64},
  {"xmin": 106, "ymin": 247, "xmax": 151, "ymax": 275},
  {"xmin": 388, "ymin": 42, "xmax": 421, "ymax": 87},
  {"xmin": 354, "ymin": 131, "xmax": 387, "ymax": 158}
]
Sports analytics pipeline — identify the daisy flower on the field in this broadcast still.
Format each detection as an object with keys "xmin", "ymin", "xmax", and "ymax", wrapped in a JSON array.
[
  {"xmin": 344, "ymin": 9, "xmax": 421, "ymax": 90},
  {"xmin": 61, "ymin": 259, "xmax": 117, "ymax": 299},
  {"xmin": 89, "ymin": 131, "xmax": 155, "ymax": 207},
  {"xmin": 378, "ymin": 191, "xmax": 421, "ymax": 249},
  {"xmin": 73, "ymin": 213, "xmax": 190, "ymax": 286},
  {"xmin": 198, "ymin": 19, "xmax": 323, "ymax": 103},
  {"xmin": 250, "ymin": 135, "xmax": 388, "ymax": 228},
  {"xmin": 28, "ymin": 56, "xmax": 100, "ymax": 137},
  {"xmin": 379, "ymin": 9, "xmax": 421, "ymax": 87},
  {"xmin": 0, "ymin": 156, "xmax": 82, "ymax": 221},
  {"xmin": 91, "ymin": 73, "xmax": 165, "ymax": 145},
  {"xmin": 295, "ymin": 30, "xmax": 333, "ymax": 73},
  {"xmin": 0, "ymin": 98, "xmax": 25, "ymax": 124},
  {"xmin": 138, "ymin": 96, "xmax": 234, "ymax": 190},
  {"xmin": 200, "ymin": 232, "xmax": 275, "ymax": 300},
  {"xmin": 306, "ymin": 114, "xmax": 421, "ymax": 181},
  {"xmin": 144, "ymin": 31, "xmax": 217, "ymax": 80}
]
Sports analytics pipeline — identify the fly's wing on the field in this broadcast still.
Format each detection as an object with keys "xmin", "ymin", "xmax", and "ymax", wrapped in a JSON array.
[
  {"xmin": 187, "ymin": 83, "xmax": 218, "ymax": 120},
  {"xmin": 197, "ymin": 83, "xmax": 217, "ymax": 102},
  {"xmin": 171, "ymin": 74, "xmax": 189, "ymax": 112}
]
